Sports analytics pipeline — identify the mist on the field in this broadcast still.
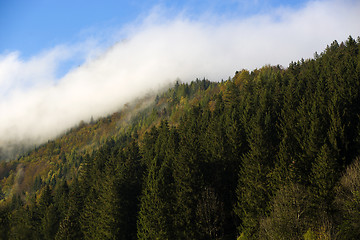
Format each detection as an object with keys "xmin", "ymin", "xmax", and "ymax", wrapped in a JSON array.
[{"xmin": 0, "ymin": 0, "xmax": 360, "ymax": 150}]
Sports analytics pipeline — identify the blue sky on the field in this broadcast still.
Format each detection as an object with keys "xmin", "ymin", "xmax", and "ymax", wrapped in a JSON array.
[
  {"xmin": 0, "ymin": 0, "xmax": 307, "ymax": 58},
  {"xmin": 0, "ymin": 0, "xmax": 359, "ymax": 146},
  {"xmin": 1, "ymin": 0, "xmax": 308, "ymax": 79}
]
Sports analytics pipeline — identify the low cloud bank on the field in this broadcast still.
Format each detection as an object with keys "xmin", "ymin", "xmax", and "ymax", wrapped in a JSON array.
[{"xmin": 0, "ymin": 0, "xmax": 359, "ymax": 148}]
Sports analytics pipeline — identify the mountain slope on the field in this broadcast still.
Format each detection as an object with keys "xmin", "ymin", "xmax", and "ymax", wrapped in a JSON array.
[{"xmin": 1, "ymin": 36, "xmax": 360, "ymax": 239}]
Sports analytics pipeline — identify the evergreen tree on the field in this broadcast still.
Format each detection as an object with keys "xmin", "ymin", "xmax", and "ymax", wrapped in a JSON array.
[
  {"xmin": 173, "ymin": 107, "xmax": 205, "ymax": 239},
  {"xmin": 53, "ymin": 181, "xmax": 69, "ymax": 221},
  {"xmin": 0, "ymin": 204, "xmax": 10, "ymax": 240},
  {"xmin": 56, "ymin": 180, "xmax": 84, "ymax": 240},
  {"xmin": 137, "ymin": 156, "xmax": 175, "ymax": 240},
  {"xmin": 309, "ymin": 144, "xmax": 338, "ymax": 219},
  {"xmin": 235, "ymin": 76, "xmax": 279, "ymax": 238},
  {"xmin": 9, "ymin": 206, "xmax": 34, "ymax": 239},
  {"xmin": 41, "ymin": 204, "xmax": 60, "ymax": 240},
  {"xmin": 138, "ymin": 122, "xmax": 176, "ymax": 239}
]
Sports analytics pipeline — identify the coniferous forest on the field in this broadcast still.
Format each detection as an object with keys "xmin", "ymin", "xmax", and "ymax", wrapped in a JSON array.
[{"xmin": 1, "ymin": 37, "xmax": 360, "ymax": 239}]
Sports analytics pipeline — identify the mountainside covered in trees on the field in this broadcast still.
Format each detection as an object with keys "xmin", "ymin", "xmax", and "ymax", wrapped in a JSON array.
[{"xmin": 1, "ymin": 36, "xmax": 360, "ymax": 239}]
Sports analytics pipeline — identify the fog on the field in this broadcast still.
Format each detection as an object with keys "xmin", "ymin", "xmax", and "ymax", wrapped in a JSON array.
[{"xmin": 0, "ymin": 0, "xmax": 359, "ymax": 149}]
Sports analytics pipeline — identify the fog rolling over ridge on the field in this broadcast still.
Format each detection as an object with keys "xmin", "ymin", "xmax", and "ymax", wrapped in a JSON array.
[{"xmin": 0, "ymin": 0, "xmax": 360, "ymax": 154}]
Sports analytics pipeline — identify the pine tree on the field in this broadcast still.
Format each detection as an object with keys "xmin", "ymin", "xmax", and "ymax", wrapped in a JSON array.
[
  {"xmin": 235, "ymin": 80, "xmax": 279, "ymax": 238},
  {"xmin": 95, "ymin": 165, "xmax": 120, "ymax": 239},
  {"xmin": 80, "ymin": 185, "xmax": 99, "ymax": 240},
  {"xmin": 309, "ymin": 144, "xmax": 338, "ymax": 219},
  {"xmin": 138, "ymin": 122, "xmax": 176, "ymax": 239},
  {"xmin": 41, "ymin": 204, "xmax": 59, "ymax": 240},
  {"xmin": 173, "ymin": 107, "xmax": 205, "ymax": 239},
  {"xmin": 0, "ymin": 204, "xmax": 10, "ymax": 239},
  {"xmin": 137, "ymin": 156, "xmax": 175, "ymax": 240},
  {"xmin": 54, "ymin": 181, "xmax": 69, "ymax": 221},
  {"xmin": 9, "ymin": 206, "xmax": 34, "ymax": 239},
  {"xmin": 119, "ymin": 141, "xmax": 144, "ymax": 239},
  {"xmin": 56, "ymin": 180, "xmax": 84, "ymax": 240}
]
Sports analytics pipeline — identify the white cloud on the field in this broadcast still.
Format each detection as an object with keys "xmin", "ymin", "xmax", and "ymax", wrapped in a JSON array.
[{"xmin": 0, "ymin": 0, "xmax": 359, "ymax": 148}]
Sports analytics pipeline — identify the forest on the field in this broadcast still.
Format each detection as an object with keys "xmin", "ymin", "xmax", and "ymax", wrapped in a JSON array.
[{"xmin": 0, "ymin": 36, "xmax": 360, "ymax": 239}]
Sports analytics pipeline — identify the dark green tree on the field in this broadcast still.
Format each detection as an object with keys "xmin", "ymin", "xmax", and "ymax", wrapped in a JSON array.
[
  {"xmin": 138, "ymin": 121, "xmax": 176, "ymax": 239},
  {"xmin": 173, "ymin": 107, "xmax": 205, "ymax": 239},
  {"xmin": 0, "ymin": 204, "xmax": 10, "ymax": 240},
  {"xmin": 56, "ymin": 180, "xmax": 84, "ymax": 240}
]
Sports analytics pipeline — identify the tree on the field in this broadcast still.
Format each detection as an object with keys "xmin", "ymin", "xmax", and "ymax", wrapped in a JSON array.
[
  {"xmin": 235, "ymin": 84, "xmax": 278, "ymax": 238},
  {"xmin": 309, "ymin": 144, "xmax": 338, "ymax": 219},
  {"xmin": 260, "ymin": 183, "xmax": 310, "ymax": 240},
  {"xmin": 56, "ymin": 180, "xmax": 84, "ymax": 240},
  {"xmin": 138, "ymin": 122, "xmax": 176, "ymax": 239},
  {"xmin": 41, "ymin": 204, "xmax": 59, "ymax": 240},
  {"xmin": 0, "ymin": 204, "xmax": 10, "ymax": 239},
  {"xmin": 54, "ymin": 181, "xmax": 69, "ymax": 221},
  {"xmin": 137, "ymin": 156, "xmax": 175, "ymax": 240},
  {"xmin": 9, "ymin": 206, "xmax": 34, "ymax": 239},
  {"xmin": 36, "ymin": 185, "xmax": 60, "ymax": 240},
  {"xmin": 173, "ymin": 107, "xmax": 205, "ymax": 239},
  {"xmin": 335, "ymin": 158, "xmax": 360, "ymax": 239},
  {"xmin": 196, "ymin": 187, "xmax": 225, "ymax": 239}
]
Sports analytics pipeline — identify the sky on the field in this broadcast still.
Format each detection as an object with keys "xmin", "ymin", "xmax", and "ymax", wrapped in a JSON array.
[
  {"xmin": 1, "ymin": 0, "xmax": 308, "ymax": 77},
  {"xmin": 0, "ymin": 0, "xmax": 360, "ymax": 150}
]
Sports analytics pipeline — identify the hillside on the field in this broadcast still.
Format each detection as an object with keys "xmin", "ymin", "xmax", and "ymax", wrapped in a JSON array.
[
  {"xmin": 0, "ymin": 79, "xmax": 215, "ymax": 196},
  {"xmin": 1, "ymin": 36, "xmax": 360, "ymax": 239}
]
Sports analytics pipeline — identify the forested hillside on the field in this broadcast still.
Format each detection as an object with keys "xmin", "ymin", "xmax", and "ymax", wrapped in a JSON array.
[{"xmin": 1, "ymin": 36, "xmax": 360, "ymax": 239}]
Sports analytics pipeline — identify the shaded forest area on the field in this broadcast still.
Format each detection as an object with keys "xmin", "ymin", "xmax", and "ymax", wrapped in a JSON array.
[{"xmin": 1, "ymin": 36, "xmax": 360, "ymax": 239}]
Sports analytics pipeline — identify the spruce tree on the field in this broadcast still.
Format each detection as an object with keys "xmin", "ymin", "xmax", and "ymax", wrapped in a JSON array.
[{"xmin": 137, "ymin": 156, "xmax": 174, "ymax": 240}]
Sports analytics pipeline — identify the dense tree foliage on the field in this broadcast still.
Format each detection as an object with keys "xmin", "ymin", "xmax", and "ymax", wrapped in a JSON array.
[{"xmin": 1, "ymin": 36, "xmax": 360, "ymax": 239}]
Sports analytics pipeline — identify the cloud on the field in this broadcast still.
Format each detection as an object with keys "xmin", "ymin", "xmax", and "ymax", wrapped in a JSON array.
[{"xmin": 0, "ymin": 0, "xmax": 359, "ymax": 149}]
